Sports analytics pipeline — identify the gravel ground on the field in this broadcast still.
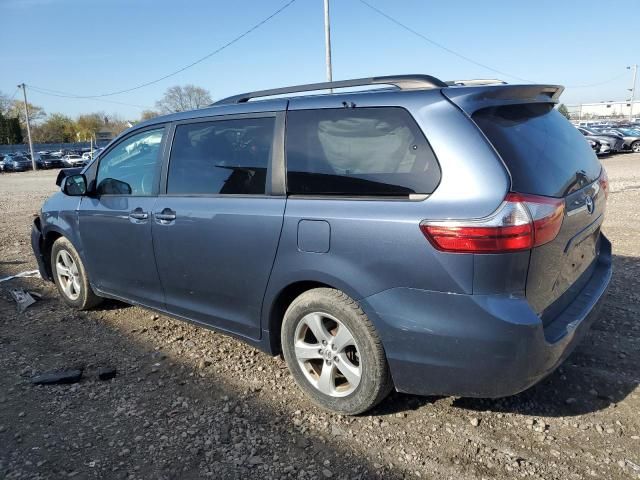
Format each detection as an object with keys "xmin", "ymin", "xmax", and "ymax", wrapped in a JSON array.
[{"xmin": 1, "ymin": 154, "xmax": 639, "ymax": 480}]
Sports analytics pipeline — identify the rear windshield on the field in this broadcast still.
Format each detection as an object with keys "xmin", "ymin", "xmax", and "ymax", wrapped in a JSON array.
[{"xmin": 473, "ymin": 104, "xmax": 601, "ymax": 197}]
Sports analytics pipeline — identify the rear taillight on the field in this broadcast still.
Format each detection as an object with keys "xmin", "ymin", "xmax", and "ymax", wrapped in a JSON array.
[
  {"xmin": 599, "ymin": 168, "xmax": 609, "ymax": 200},
  {"xmin": 420, "ymin": 193, "xmax": 565, "ymax": 253}
]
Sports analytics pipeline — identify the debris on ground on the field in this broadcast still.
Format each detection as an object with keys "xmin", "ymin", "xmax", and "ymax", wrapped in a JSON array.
[
  {"xmin": 9, "ymin": 288, "xmax": 37, "ymax": 313},
  {"xmin": 97, "ymin": 366, "xmax": 117, "ymax": 381},
  {"xmin": 0, "ymin": 269, "xmax": 40, "ymax": 283},
  {"xmin": 30, "ymin": 368, "xmax": 83, "ymax": 385}
]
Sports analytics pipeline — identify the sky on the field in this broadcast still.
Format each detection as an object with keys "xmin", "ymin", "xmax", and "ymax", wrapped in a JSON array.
[{"xmin": 0, "ymin": 0, "xmax": 637, "ymax": 120}]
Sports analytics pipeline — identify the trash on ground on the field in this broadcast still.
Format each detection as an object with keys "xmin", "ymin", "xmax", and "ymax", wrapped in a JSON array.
[
  {"xmin": 0, "ymin": 270, "xmax": 40, "ymax": 283},
  {"xmin": 31, "ymin": 368, "xmax": 83, "ymax": 385},
  {"xmin": 9, "ymin": 288, "xmax": 37, "ymax": 313},
  {"xmin": 97, "ymin": 367, "xmax": 117, "ymax": 381}
]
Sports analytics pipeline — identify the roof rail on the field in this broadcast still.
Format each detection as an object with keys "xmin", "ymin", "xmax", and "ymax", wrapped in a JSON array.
[
  {"xmin": 212, "ymin": 74, "xmax": 448, "ymax": 105},
  {"xmin": 446, "ymin": 79, "xmax": 507, "ymax": 86}
]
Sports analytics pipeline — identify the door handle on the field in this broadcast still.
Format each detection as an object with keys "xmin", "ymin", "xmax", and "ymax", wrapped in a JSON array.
[
  {"xmin": 129, "ymin": 209, "xmax": 149, "ymax": 220},
  {"xmin": 155, "ymin": 208, "xmax": 176, "ymax": 223}
]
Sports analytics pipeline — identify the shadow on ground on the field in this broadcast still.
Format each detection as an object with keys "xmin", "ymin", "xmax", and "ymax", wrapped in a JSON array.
[{"xmin": 0, "ymin": 277, "xmax": 403, "ymax": 479}]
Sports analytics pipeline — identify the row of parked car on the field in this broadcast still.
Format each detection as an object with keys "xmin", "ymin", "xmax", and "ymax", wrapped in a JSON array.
[
  {"xmin": 1, "ymin": 121, "xmax": 638, "ymax": 173},
  {"xmin": 576, "ymin": 122, "xmax": 640, "ymax": 155},
  {"xmin": 0, "ymin": 148, "xmax": 104, "ymax": 172}
]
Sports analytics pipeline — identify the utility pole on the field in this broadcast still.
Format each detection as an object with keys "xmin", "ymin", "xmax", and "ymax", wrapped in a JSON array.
[
  {"xmin": 17, "ymin": 83, "xmax": 36, "ymax": 171},
  {"xmin": 628, "ymin": 65, "xmax": 637, "ymax": 121},
  {"xmin": 323, "ymin": 0, "xmax": 333, "ymax": 87}
]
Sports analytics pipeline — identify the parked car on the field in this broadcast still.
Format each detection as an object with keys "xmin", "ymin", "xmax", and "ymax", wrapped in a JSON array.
[
  {"xmin": 32, "ymin": 75, "xmax": 611, "ymax": 414},
  {"xmin": 587, "ymin": 138, "xmax": 601, "ymax": 153},
  {"xmin": 595, "ymin": 128, "xmax": 640, "ymax": 153},
  {"xmin": 37, "ymin": 154, "xmax": 65, "ymax": 169},
  {"xmin": 62, "ymin": 154, "xmax": 86, "ymax": 167},
  {"xmin": 4, "ymin": 155, "xmax": 33, "ymax": 172},
  {"xmin": 577, "ymin": 127, "xmax": 624, "ymax": 152}
]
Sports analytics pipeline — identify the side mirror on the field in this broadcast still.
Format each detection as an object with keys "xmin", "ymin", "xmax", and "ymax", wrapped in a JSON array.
[
  {"xmin": 62, "ymin": 174, "xmax": 87, "ymax": 196},
  {"xmin": 96, "ymin": 178, "xmax": 132, "ymax": 195}
]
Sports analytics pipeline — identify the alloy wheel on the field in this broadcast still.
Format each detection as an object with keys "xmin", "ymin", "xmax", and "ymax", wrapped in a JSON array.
[
  {"xmin": 56, "ymin": 249, "xmax": 81, "ymax": 301},
  {"xmin": 293, "ymin": 312, "xmax": 361, "ymax": 397}
]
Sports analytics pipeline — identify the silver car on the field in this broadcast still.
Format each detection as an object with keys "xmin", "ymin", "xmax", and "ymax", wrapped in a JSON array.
[{"xmin": 597, "ymin": 128, "xmax": 640, "ymax": 153}]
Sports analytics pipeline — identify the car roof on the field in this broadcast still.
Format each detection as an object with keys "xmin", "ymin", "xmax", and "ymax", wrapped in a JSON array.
[{"xmin": 131, "ymin": 75, "xmax": 562, "ymax": 134}]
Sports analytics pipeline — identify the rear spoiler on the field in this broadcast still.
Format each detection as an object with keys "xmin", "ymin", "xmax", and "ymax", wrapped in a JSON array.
[
  {"xmin": 55, "ymin": 167, "xmax": 83, "ymax": 187},
  {"xmin": 442, "ymin": 84, "xmax": 564, "ymax": 116}
]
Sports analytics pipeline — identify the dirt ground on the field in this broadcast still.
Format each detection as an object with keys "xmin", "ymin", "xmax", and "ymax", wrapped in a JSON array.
[{"xmin": 1, "ymin": 155, "xmax": 639, "ymax": 480}]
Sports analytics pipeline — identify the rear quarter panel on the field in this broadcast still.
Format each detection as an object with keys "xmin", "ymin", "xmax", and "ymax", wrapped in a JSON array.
[{"xmin": 262, "ymin": 89, "xmax": 510, "ymax": 334}]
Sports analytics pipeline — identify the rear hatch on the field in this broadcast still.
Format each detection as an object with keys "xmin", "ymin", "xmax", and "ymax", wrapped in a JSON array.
[{"xmin": 444, "ymin": 86, "xmax": 606, "ymax": 321}]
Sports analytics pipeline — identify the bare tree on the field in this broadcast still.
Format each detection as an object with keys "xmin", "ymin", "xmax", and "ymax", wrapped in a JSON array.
[
  {"xmin": 140, "ymin": 109, "xmax": 161, "ymax": 121},
  {"xmin": 155, "ymin": 85, "xmax": 212, "ymax": 114}
]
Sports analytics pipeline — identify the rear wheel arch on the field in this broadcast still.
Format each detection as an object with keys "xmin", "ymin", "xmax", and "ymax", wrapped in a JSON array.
[{"xmin": 267, "ymin": 280, "xmax": 331, "ymax": 354}]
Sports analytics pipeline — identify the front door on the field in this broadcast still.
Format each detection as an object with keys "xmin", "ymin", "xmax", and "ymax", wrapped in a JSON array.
[
  {"xmin": 79, "ymin": 126, "xmax": 167, "ymax": 307},
  {"xmin": 152, "ymin": 115, "xmax": 285, "ymax": 339}
]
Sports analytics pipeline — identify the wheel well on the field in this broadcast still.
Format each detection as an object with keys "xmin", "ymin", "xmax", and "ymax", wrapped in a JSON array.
[
  {"xmin": 268, "ymin": 280, "xmax": 330, "ymax": 354},
  {"xmin": 42, "ymin": 231, "xmax": 63, "ymax": 280}
]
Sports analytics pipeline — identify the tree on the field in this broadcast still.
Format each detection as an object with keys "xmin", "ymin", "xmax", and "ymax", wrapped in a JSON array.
[
  {"xmin": 155, "ymin": 85, "xmax": 212, "ymax": 114},
  {"xmin": 33, "ymin": 114, "xmax": 76, "ymax": 143},
  {"xmin": 7, "ymin": 100, "xmax": 46, "ymax": 126},
  {"xmin": 76, "ymin": 113, "xmax": 104, "ymax": 141},
  {"xmin": 6, "ymin": 117, "xmax": 23, "ymax": 144},
  {"xmin": 0, "ymin": 111, "xmax": 23, "ymax": 145},
  {"xmin": 557, "ymin": 104, "xmax": 571, "ymax": 120},
  {"xmin": 0, "ymin": 91, "xmax": 13, "ymax": 116},
  {"xmin": 103, "ymin": 114, "xmax": 131, "ymax": 136},
  {"xmin": 140, "ymin": 109, "xmax": 161, "ymax": 121}
]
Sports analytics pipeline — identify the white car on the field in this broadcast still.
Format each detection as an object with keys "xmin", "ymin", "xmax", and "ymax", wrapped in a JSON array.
[
  {"xmin": 62, "ymin": 155, "xmax": 85, "ymax": 167},
  {"xmin": 81, "ymin": 152, "xmax": 92, "ymax": 161}
]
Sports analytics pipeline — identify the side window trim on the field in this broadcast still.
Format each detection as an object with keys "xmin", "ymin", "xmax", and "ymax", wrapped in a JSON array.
[
  {"xmin": 160, "ymin": 111, "xmax": 283, "ymax": 197},
  {"xmin": 94, "ymin": 124, "xmax": 168, "ymax": 197}
]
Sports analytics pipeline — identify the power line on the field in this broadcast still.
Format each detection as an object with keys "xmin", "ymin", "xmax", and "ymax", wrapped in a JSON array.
[
  {"xmin": 27, "ymin": 0, "xmax": 297, "ymax": 99},
  {"xmin": 9, "ymin": 87, "xmax": 20, "ymax": 101},
  {"xmin": 565, "ymin": 71, "xmax": 629, "ymax": 89},
  {"xmin": 27, "ymin": 85, "xmax": 152, "ymax": 109},
  {"xmin": 356, "ymin": 0, "xmax": 533, "ymax": 83}
]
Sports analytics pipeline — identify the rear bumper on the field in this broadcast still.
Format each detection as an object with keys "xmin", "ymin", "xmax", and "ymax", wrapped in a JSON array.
[{"xmin": 361, "ymin": 237, "xmax": 612, "ymax": 398}]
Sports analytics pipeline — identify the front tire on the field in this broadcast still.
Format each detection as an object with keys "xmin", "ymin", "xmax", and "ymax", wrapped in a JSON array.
[
  {"xmin": 281, "ymin": 288, "xmax": 393, "ymax": 415},
  {"xmin": 632, "ymin": 140, "xmax": 640, "ymax": 153},
  {"xmin": 51, "ymin": 237, "xmax": 102, "ymax": 310}
]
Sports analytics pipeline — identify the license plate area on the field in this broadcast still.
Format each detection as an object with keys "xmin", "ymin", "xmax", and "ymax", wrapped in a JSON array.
[{"xmin": 558, "ymin": 224, "xmax": 600, "ymax": 287}]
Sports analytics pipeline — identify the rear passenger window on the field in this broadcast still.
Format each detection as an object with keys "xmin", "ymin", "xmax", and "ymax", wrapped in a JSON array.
[
  {"xmin": 286, "ymin": 107, "xmax": 440, "ymax": 196},
  {"xmin": 168, "ymin": 117, "xmax": 275, "ymax": 195}
]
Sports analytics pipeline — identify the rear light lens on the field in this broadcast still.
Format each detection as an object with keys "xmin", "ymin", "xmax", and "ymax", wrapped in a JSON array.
[
  {"xmin": 420, "ymin": 193, "xmax": 565, "ymax": 253},
  {"xmin": 599, "ymin": 168, "xmax": 609, "ymax": 200}
]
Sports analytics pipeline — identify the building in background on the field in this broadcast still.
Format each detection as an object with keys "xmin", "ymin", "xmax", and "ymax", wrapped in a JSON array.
[{"xmin": 567, "ymin": 101, "xmax": 640, "ymax": 120}]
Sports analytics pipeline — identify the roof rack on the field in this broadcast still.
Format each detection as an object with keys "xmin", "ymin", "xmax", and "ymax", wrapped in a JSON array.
[
  {"xmin": 446, "ymin": 79, "xmax": 507, "ymax": 86},
  {"xmin": 212, "ymin": 74, "xmax": 448, "ymax": 105}
]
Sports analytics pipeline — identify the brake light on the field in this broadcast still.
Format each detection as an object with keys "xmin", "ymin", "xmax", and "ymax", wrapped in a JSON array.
[
  {"xmin": 420, "ymin": 193, "xmax": 565, "ymax": 253},
  {"xmin": 599, "ymin": 168, "xmax": 609, "ymax": 200}
]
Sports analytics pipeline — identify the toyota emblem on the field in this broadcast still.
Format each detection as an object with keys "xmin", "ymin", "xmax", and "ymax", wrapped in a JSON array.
[{"xmin": 585, "ymin": 195, "xmax": 594, "ymax": 214}]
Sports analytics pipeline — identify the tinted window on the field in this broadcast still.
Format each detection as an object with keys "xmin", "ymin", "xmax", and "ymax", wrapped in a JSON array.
[
  {"xmin": 473, "ymin": 104, "xmax": 601, "ymax": 197},
  {"xmin": 96, "ymin": 128, "xmax": 164, "ymax": 196},
  {"xmin": 168, "ymin": 117, "xmax": 274, "ymax": 195},
  {"xmin": 286, "ymin": 107, "xmax": 440, "ymax": 196}
]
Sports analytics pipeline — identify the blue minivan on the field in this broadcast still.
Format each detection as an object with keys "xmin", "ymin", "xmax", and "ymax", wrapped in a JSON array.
[{"xmin": 32, "ymin": 75, "xmax": 611, "ymax": 414}]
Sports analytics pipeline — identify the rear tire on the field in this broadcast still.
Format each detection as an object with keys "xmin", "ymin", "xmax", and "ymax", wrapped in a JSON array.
[
  {"xmin": 51, "ymin": 237, "xmax": 102, "ymax": 310},
  {"xmin": 281, "ymin": 288, "xmax": 393, "ymax": 415},
  {"xmin": 632, "ymin": 140, "xmax": 640, "ymax": 153}
]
